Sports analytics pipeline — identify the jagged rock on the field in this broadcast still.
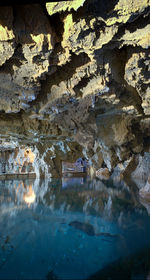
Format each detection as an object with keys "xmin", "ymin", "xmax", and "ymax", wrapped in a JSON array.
[
  {"xmin": 140, "ymin": 176, "xmax": 150, "ymax": 194},
  {"xmin": 125, "ymin": 50, "xmax": 150, "ymax": 115},
  {"xmin": 139, "ymin": 177, "xmax": 150, "ymax": 214},
  {"xmin": 0, "ymin": 0, "xmax": 149, "ymax": 177},
  {"xmin": 131, "ymin": 153, "xmax": 150, "ymax": 188},
  {"xmin": 46, "ymin": 0, "xmax": 86, "ymax": 15},
  {"xmin": 0, "ymin": 7, "xmax": 15, "ymax": 66},
  {"xmin": 0, "ymin": 139, "xmax": 83, "ymax": 178},
  {"xmin": 0, "ymin": 4, "xmax": 56, "ymax": 113},
  {"xmin": 121, "ymin": 25, "xmax": 150, "ymax": 49},
  {"xmin": 105, "ymin": 0, "xmax": 150, "ymax": 25},
  {"xmin": 96, "ymin": 168, "xmax": 110, "ymax": 180}
]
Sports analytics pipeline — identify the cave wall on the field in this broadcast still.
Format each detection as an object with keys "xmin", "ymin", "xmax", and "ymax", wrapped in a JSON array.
[{"xmin": 0, "ymin": 0, "xmax": 150, "ymax": 179}]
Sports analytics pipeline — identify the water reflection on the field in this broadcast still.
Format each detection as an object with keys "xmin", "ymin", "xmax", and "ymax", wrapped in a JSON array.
[
  {"xmin": 0, "ymin": 178, "xmax": 150, "ymax": 279},
  {"xmin": 23, "ymin": 184, "xmax": 36, "ymax": 206}
]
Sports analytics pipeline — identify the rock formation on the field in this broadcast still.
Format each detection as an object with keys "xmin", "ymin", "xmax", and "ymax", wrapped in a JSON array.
[{"xmin": 0, "ymin": 0, "xmax": 149, "ymax": 181}]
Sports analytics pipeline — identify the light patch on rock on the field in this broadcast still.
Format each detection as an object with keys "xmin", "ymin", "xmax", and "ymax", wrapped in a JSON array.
[
  {"xmin": 96, "ymin": 168, "xmax": 110, "ymax": 180},
  {"xmin": 46, "ymin": 0, "xmax": 86, "ymax": 15},
  {"xmin": 107, "ymin": 0, "xmax": 150, "ymax": 25}
]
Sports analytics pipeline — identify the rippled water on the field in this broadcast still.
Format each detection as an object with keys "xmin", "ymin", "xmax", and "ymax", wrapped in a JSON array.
[{"xmin": 0, "ymin": 177, "xmax": 150, "ymax": 279}]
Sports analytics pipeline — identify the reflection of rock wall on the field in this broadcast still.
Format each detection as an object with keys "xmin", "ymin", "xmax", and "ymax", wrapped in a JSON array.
[
  {"xmin": 0, "ymin": 0, "xmax": 150, "ymax": 178},
  {"xmin": 0, "ymin": 177, "xmax": 144, "ymax": 218}
]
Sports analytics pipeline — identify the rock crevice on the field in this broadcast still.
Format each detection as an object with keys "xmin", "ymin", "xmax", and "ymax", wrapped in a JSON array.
[{"xmin": 0, "ymin": 0, "xmax": 149, "ymax": 179}]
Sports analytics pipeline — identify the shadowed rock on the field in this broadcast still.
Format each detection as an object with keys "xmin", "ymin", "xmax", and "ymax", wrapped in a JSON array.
[{"xmin": 69, "ymin": 221, "xmax": 118, "ymax": 237}]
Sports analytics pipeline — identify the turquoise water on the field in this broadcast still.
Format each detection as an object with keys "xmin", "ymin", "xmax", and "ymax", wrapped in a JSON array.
[{"xmin": 0, "ymin": 178, "xmax": 150, "ymax": 279}]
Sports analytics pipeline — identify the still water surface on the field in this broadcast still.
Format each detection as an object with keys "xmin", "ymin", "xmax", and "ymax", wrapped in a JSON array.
[{"xmin": 0, "ymin": 177, "xmax": 150, "ymax": 279}]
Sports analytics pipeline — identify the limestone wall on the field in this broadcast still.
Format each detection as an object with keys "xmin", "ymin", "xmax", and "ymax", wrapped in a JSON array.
[{"xmin": 0, "ymin": 0, "xmax": 149, "ymax": 180}]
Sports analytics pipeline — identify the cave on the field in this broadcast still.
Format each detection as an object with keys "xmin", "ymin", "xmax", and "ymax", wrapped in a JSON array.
[{"xmin": 0, "ymin": 0, "xmax": 150, "ymax": 279}]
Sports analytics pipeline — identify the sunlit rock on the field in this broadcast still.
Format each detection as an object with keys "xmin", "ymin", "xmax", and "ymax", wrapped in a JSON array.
[
  {"xmin": 46, "ymin": 0, "xmax": 86, "ymax": 15},
  {"xmin": 106, "ymin": 0, "xmax": 150, "ymax": 25},
  {"xmin": 0, "ymin": 4, "xmax": 56, "ymax": 113},
  {"xmin": 0, "ymin": 7, "xmax": 15, "ymax": 66}
]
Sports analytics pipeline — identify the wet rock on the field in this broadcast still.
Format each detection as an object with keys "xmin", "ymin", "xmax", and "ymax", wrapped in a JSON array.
[
  {"xmin": 131, "ymin": 153, "xmax": 150, "ymax": 189},
  {"xmin": 140, "ymin": 176, "xmax": 150, "ymax": 195},
  {"xmin": 111, "ymin": 157, "xmax": 137, "ymax": 181},
  {"xmin": 139, "ymin": 178, "xmax": 150, "ymax": 215},
  {"xmin": 96, "ymin": 168, "xmax": 110, "ymax": 180}
]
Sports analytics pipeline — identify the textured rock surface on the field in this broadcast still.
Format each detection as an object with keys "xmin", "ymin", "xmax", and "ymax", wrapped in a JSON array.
[
  {"xmin": 0, "ymin": 4, "xmax": 56, "ymax": 113},
  {"xmin": 0, "ymin": 0, "xmax": 150, "ymax": 178}
]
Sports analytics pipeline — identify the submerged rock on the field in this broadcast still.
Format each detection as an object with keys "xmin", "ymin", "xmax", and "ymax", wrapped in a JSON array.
[{"xmin": 69, "ymin": 221, "xmax": 118, "ymax": 238}]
